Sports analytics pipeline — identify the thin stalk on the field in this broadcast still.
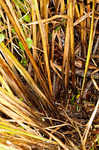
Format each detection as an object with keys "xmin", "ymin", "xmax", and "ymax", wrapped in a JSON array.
[
  {"xmin": 81, "ymin": 0, "xmax": 95, "ymax": 94},
  {"xmin": 69, "ymin": 0, "xmax": 75, "ymax": 88}
]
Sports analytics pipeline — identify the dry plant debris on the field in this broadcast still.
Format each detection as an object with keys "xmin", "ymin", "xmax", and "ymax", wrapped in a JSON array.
[{"xmin": 0, "ymin": 0, "xmax": 99, "ymax": 150}]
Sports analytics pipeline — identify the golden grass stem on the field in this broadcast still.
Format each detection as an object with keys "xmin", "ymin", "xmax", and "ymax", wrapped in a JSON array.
[
  {"xmin": 81, "ymin": 0, "xmax": 95, "ymax": 94},
  {"xmin": 69, "ymin": 0, "xmax": 75, "ymax": 88}
]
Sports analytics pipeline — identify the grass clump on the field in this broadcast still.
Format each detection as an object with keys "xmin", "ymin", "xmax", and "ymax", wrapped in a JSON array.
[{"xmin": 0, "ymin": 0, "xmax": 99, "ymax": 150}]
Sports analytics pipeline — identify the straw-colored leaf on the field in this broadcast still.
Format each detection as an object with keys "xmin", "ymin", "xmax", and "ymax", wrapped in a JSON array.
[{"xmin": 81, "ymin": 0, "xmax": 95, "ymax": 93}]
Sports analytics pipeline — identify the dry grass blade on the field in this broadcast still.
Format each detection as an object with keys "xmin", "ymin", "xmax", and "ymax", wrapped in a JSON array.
[
  {"xmin": 79, "ymin": 0, "xmax": 87, "ymax": 57},
  {"xmin": 81, "ymin": 0, "xmax": 95, "ymax": 94},
  {"xmin": 60, "ymin": 0, "xmax": 65, "ymax": 14},
  {"xmin": 63, "ymin": 15, "xmax": 70, "ymax": 88},
  {"xmin": 69, "ymin": 0, "xmax": 75, "ymax": 88},
  {"xmin": 42, "ymin": 0, "xmax": 49, "ymax": 47},
  {"xmin": 87, "ymin": 0, "xmax": 91, "ymax": 29},
  {"xmin": 75, "ymin": 0, "xmax": 80, "ymax": 17}
]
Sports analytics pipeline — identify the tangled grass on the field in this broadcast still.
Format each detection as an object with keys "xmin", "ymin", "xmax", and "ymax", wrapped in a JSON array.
[{"xmin": 0, "ymin": 0, "xmax": 99, "ymax": 149}]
